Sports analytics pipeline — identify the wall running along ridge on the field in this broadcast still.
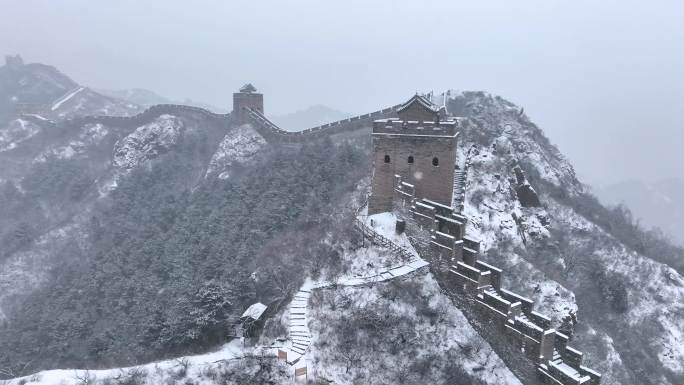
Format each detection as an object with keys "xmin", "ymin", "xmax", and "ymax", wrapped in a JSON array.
[
  {"xmin": 24, "ymin": 103, "xmax": 398, "ymax": 144},
  {"xmin": 392, "ymin": 178, "xmax": 602, "ymax": 385},
  {"xmin": 17, "ymin": 90, "xmax": 604, "ymax": 384}
]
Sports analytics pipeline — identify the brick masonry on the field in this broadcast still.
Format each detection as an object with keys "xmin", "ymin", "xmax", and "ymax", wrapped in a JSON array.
[
  {"xmin": 233, "ymin": 84, "xmax": 264, "ymax": 125},
  {"xmin": 368, "ymin": 94, "xmax": 460, "ymax": 214}
]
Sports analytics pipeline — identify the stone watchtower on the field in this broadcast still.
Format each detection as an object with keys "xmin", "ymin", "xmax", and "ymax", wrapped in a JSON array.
[
  {"xmin": 232, "ymin": 83, "xmax": 264, "ymax": 125},
  {"xmin": 368, "ymin": 94, "xmax": 459, "ymax": 214}
]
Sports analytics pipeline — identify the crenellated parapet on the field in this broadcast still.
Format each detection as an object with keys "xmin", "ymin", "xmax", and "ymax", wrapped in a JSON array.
[
  {"xmin": 391, "ymin": 178, "xmax": 601, "ymax": 385},
  {"xmin": 37, "ymin": 103, "xmax": 231, "ymax": 132},
  {"xmin": 372, "ymin": 118, "xmax": 461, "ymax": 137},
  {"xmin": 243, "ymin": 105, "xmax": 401, "ymax": 144}
]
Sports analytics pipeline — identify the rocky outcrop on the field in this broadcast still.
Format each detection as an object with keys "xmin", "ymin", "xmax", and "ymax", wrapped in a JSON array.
[{"xmin": 513, "ymin": 166, "xmax": 542, "ymax": 207}]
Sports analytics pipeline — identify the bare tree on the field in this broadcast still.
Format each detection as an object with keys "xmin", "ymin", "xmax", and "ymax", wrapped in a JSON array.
[{"xmin": 73, "ymin": 369, "xmax": 96, "ymax": 385}]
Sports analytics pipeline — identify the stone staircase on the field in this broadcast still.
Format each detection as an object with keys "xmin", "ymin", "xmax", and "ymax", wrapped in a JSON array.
[
  {"xmin": 285, "ymin": 288, "xmax": 312, "ymax": 364},
  {"xmin": 542, "ymin": 351, "xmax": 594, "ymax": 385},
  {"xmin": 452, "ymin": 169, "xmax": 467, "ymax": 211},
  {"xmin": 452, "ymin": 145, "xmax": 477, "ymax": 212}
]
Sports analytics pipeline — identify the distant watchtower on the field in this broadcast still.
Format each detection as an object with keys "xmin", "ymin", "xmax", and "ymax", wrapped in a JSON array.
[
  {"xmin": 368, "ymin": 94, "xmax": 459, "ymax": 214},
  {"xmin": 232, "ymin": 83, "xmax": 264, "ymax": 125}
]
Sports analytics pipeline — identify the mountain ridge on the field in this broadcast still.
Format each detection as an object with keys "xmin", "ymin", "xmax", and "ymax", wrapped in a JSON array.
[{"xmin": 0, "ymin": 60, "xmax": 682, "ymax": 385}]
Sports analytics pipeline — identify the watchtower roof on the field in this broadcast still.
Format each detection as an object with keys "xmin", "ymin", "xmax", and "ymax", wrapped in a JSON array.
[
  {"xmin": 396, "ymin": 94, "xmax": 440, "ymax": 114},
  {"xmin": 239, "ymin": 83, "xmax": 257, "ymax": 93}
]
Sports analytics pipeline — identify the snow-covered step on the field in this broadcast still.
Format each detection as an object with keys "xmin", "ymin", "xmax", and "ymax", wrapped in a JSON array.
[
  {"xmin": 287, "ymin": 287, "xmax": 313, "ymax": 366},
  {"xmin": 290, "ymin": 346, "xmax": 306, "ymax": 354},
  {"xmin": 286, "ymin": 352, "xmax": 303, "ymax": 365}
]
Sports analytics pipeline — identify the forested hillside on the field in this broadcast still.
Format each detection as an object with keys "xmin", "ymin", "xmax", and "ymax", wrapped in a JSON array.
[
  {"xmin": 0, "ymin": 137, "xmax": 367, "ymax": 374},
  {"xmin": 1, "ymin": 57, "xmax": 683, "ymax": 384}
]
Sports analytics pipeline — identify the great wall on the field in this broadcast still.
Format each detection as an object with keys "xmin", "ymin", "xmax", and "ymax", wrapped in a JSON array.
[
  {"xmin": 18, "ymin": 84, "xmax": 402, "ymax": 144},
  {"xmin": 16, "ymin": 85, "xmax": 602, "ymax": 385},
  {"xmin": 392, "ymin": 179, "xmax": 601, "ymax": 385}
]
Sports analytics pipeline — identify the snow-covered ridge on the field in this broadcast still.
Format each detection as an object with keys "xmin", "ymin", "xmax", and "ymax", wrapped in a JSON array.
[
  {"xmin": 450, "ymin": 91, "xmax": 683, "ymax": 383},
  {"xmin": 206, "ymin": 124, "xmax": 266, "ymax": 179},
  {"xmin": 33, "ymin": 123, "xmax": 109, "ymax": 162},
  {"xmin": 4, "ymin": 341, "xmax": 274, "ymax": 385},
  {"xmin": 113, "ymin": 114, "xmax": 182, "ymax": 170},
  {"xmin": 0, "ymin": 119, "xmax": 40, "ymax": 152},
  {"xmin": 51, "ymin": 87, "xmax": 85, "ymax": 111}
]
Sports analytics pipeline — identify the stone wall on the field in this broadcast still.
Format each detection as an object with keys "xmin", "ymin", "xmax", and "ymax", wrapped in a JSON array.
[
  {"xmin": 367, "ymin": 119, "xmax": 462, "ymax": 214},
  {"xmin": 243, "ymin": 105, "xmax": 401, "ymax": 144},
  {"xmin": 38, "ymin": 104, "xmax": 231, "ymax": 132},
  {"xmin": 233, "ymin": 92, "xmax": 264, "ymax": 125},
  {"xmin": 392, "ymin": 180, "xmax": 601, "ymax": 385}
]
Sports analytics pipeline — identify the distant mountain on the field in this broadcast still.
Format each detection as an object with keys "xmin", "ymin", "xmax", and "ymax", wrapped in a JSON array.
[
  {"xmin": 96, "ymin": 88, "xmax": 170, "ymax": 106},
  {"xmin": 270, "ymin": 104, "xmax": 350, "ymax": 131},
  {"xmin": 594, "ymin": 178, "xmax": 684, "ymax": 245},
  {"xmin": 0, "ymin": 55, "xmax": 77, "ymax": 122},
  {"xmin": 98, "ymin": 88, "xmax": 229, "ymax": 113},
  {"xmin": 0, "ymin": 55, "xmax": 142, "ymax": 124}
]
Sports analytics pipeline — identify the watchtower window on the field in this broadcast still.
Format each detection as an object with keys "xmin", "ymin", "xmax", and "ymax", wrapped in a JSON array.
[
  {"xmin": 384, "ymin": 155, "xmax": 391, "ymax": 163},
  {"xmin": 407, "ymin": 156, "xmax": 414, "ymax": 164},
  {"xmin": 432, "ymin": 157, "xmax": 439, "ymax": 166}
]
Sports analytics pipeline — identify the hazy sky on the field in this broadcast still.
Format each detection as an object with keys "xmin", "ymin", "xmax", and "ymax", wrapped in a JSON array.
[{"xmin": 1, "ymin": 0, "xmax": 682, "ymax": 184}]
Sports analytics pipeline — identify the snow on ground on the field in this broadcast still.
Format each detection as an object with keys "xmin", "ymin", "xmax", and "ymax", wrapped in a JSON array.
[
  {"xmin": 280, "ymin": 214, "xmax": 429, "ymax": 365},
  {"xmin": 0, "ymin": 119, "xmax": 41, "ymax": 152},
  {"xmin": 545, "ymin": 199, "xmax": 684, "ymax": 374},
  {"xmin": 359, "ymin": 210, "xmax": 419, "ymax": 258},
  {"xmin": 533, "ymin": 279, "xmax": 578, "ymax": 322},
  {"xmin": 206, "ymin": 124, "xmax": 265, "ymax": 179},
  {"xmin": 5, "ymin": 215, "xmax": 431, "ymax": 384},
  {"xmin": 0, "ymin": 223, "xmax": 83, "ymax": 325},
  {"xmin": 22, "ymin": 114, "xmax": 52, "ymax": 122},
  {"xmin": 48, "ymin": 87, "xmax": 142, "ymax": 118},
  {"xmin": 113, "ymin": 114, "xmax": 181, "ymax": 169},
  {"xmin": 34, "ymin": 141, "xmax": 82, "ymax": 161},
  {"xmin": 306, "ymin": 272, "xmax": 523, "ymax": 385},
  {"xmin": 461, "ymin": 144, "xmax": 577, "ymax": 327},
  {"xmin": 97, "ymin": 175, "xmax": 119, "ymax": 198},
  {"xmin": 79, "ymin": 123, "xmax": 109, "ymax": 144},
  {"xmin": 454, "ymin": 90, "xmax": 684, "ymax": 381},
  {"xmin": 34, "ymin": 123, "xmax": 109, "ymax": 162},
  {"xmin": 5, "ymin": 341, "xmax": 278, "ymax": 385},
  {"xmin": 51, "ymin": 87, "xmax": 84, "ymax": 111}
]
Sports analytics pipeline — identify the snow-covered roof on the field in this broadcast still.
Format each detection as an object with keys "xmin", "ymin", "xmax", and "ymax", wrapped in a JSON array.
[
  {"xmin": 241, "ymin": 302, "xmax": 267, "ymax": 320},
  {"xmin": 239, "ymin": 83, "xmax": 257, "ymax": 93},
  {"xmin": 396, "ymin": 94, "xmax": 440, "ymax": 114}
]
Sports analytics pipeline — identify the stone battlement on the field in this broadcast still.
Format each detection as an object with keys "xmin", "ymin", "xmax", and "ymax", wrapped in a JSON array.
[
  {"xmin": 372, "ymin": 118, "xmax": 460, "ymax": 137},
  {"xmin": 34, "ymin": 103, "xmax": 230, "ymax": 133},
  {"xmin": 243, "ymin": 105, "xmax": 400, "ymax": 144},
  {"xmin": 391, "ymin": 179, "xmax": 601, "ymax": 385},
  {"xmin": 368, "ymin": 94, "xmax": 461, "ymax": 214}
]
